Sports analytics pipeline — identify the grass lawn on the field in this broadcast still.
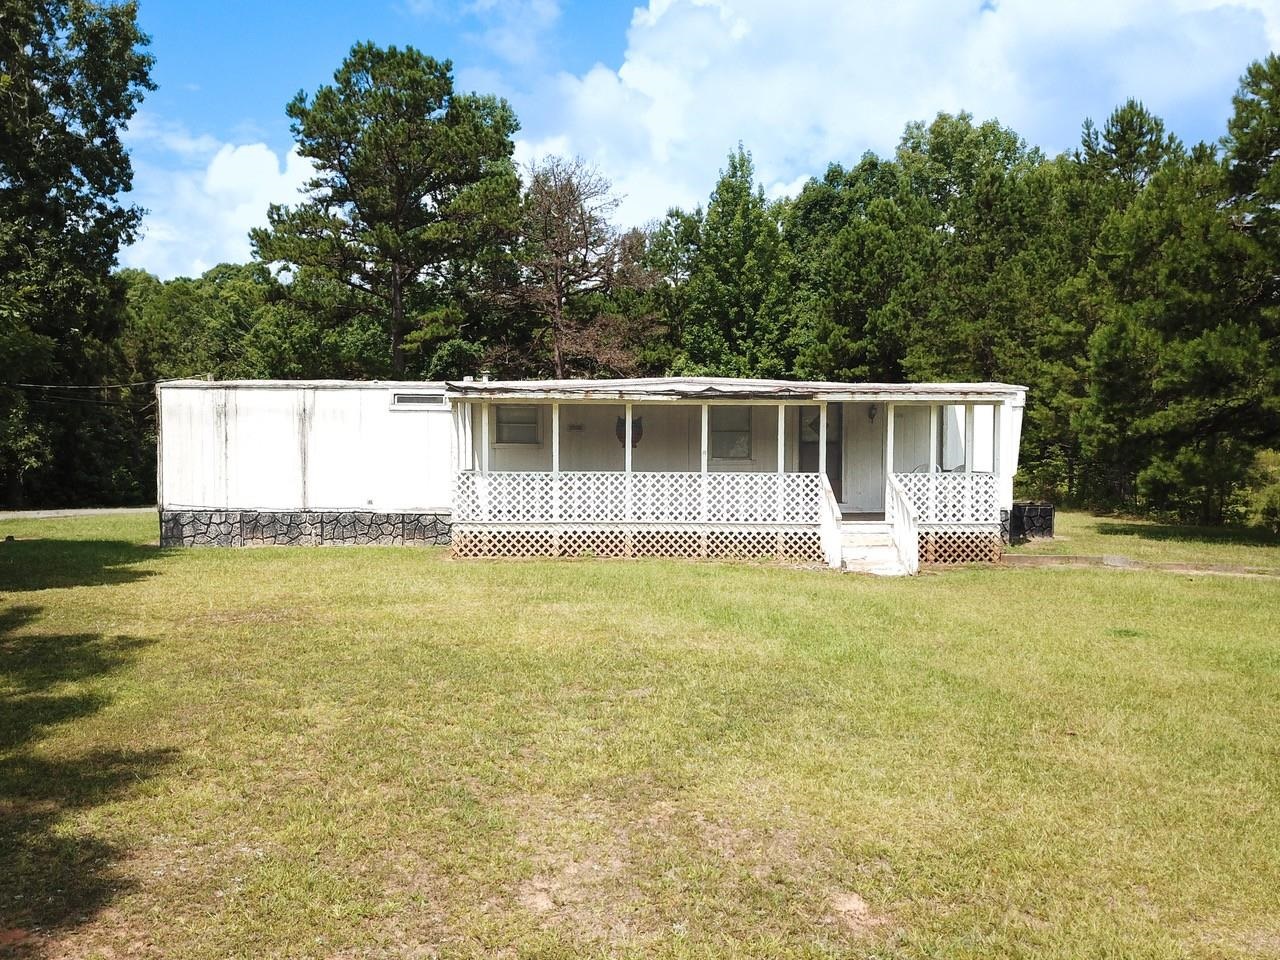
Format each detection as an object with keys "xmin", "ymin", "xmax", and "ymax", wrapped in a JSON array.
[
  {"xmin": 2, "ymin": 512, "xmax": 1279, "ymax": 959},
  {"xmin": 1007, "ymin": 509, "xmax": 1280, "ymax": 571}
]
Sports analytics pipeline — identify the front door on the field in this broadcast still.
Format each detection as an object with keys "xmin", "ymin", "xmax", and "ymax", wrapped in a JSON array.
[
  {"xmin": 843, "ymin": 402, "xmax": 886, "ymax": 514},
  {"xmin": 798, "ymin": 404, "xmax": 842, "ymax": 501}
]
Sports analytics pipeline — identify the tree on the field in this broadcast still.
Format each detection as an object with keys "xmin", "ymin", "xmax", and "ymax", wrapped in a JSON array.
[
  {"xmin": 790, "ymin": 154, "xmax": 935, "ymax": 381},
  {"xmin": 1079, "ymin": 146, "xmax": 1279, "ymax": 522},
  {"xmin": 0, "ymin": 0, "xmax": 153, "ymax": 505},
  {"xmin": 251, "ymin": 42, "xmax": 521, "ymax": 377},
  {"xmin": 1226, "ymin": 54, "xmax": 1280, "ymax": 256},
  {"xmin": 675, "ymin": 146, "xmax": 788, "ymax": 377},
  {"xmin": 514, "ymin": 156, "xmax": 626, "ymax": 377}
]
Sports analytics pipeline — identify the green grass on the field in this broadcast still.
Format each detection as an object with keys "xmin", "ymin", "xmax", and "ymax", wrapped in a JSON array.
[
  {"xmin": 1007, "ymin": 509, "xmax": 1280, "ymax": 571},
  {"xmin": 2, "ymin": 512, "xmax": 1279, "ymax": 959}
]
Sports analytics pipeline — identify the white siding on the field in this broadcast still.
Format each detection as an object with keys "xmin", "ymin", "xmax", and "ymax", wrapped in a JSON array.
[
  {"xmin": 559, "ymin": 403, "xmax": 626, "ymax": 471},
  {"xmin": 158, "ymin": 384, "xmax": 452, "ymax": 512},
  {"xmin": 633, "ymin": 405, "xmax": 699, "ymax": 471}
]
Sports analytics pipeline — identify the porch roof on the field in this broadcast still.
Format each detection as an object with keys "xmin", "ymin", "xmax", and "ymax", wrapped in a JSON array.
[{"xmin": 445, "ymin": 376, "xmax": 1025, "ymax": 404}]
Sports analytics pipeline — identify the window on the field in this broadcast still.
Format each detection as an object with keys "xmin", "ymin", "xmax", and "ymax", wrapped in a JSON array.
[
  {"xmin": 495, "ymin": 404, "xmax": 540, "ymax": 444},
  {"xmin": 390, "ymin": 392, "xmax": 445, "ymax": 409},
  {"xmin": 710, "ymin": 406, "xmax": 752, "ymax": 459}
]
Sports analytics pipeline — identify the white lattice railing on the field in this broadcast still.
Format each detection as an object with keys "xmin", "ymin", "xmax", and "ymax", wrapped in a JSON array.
[
  {"xmin": 885, "ymin": 474, "xmax": 920, "ymax": 575},
  {"xmin": 891, "ymin": 472, "xmax": 999, "ymax": 526},
  {"xmin": 453, "ymin": 470, "xmax": 823, "ymax": 525}
]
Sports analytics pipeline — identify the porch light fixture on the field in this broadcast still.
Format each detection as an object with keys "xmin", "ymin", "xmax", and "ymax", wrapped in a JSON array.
[
  {"xmin": 868, "ymin": 405, "xmax": 877, "ymax": 422},
  {"xmin": 615, "ymin": 416, "xmax": 643, "ymax": 447}
]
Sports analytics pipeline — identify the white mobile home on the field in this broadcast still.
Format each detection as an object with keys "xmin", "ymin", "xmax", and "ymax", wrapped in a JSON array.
[{"xmin": 157, "ymin": 377, "xmax": 1026, "ymax": 575}]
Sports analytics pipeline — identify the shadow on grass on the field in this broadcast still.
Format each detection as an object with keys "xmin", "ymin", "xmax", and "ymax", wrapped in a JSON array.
[
  {"xmin": 0, "ymin": 538, "xmax": 158, "ymax": 592},
  {"xmin": 1095, "ymin": 520, "xmax": 1280, "ymax": 550},
  {"xmin": 0, "ymin": 604, "xmax": 175, "ymax": 952}
]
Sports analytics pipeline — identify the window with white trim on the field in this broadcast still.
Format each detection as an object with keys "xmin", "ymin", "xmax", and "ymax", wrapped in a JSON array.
[
  {"xmin": 710, "ymin": 406, "xmax": 752, "ymax": 459},
  {"xmin": 495, "ymin": 404, "xmax": 540, "ymax": 444}
]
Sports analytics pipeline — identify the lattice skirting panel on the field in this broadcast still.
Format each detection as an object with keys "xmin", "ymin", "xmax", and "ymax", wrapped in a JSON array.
[
  {"xmin": 918, "ymin": 526, "xmax": 1004, "ymax": 564},
  {"xmin": 452, "ymin": 524, "xmax": 825, "ymax": 566}
]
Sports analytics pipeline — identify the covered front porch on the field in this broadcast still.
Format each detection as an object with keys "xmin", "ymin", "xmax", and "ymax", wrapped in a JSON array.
[{"xmin": 445, "ymin": 378, "xmax": 1025, "ymax": 573}]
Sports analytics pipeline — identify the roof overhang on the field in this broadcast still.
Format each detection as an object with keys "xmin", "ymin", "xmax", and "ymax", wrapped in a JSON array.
[
  {"xmin": 444, "ymin": 377, "xmax": 1026, "ymax": 405},
  {"xmin": 156, "ymin": 379, "xmax": 447, "ymax": 391}
]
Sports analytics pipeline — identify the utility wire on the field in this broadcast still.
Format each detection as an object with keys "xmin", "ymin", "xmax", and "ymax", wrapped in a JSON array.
[
  {"xmin": 24, "ymin": 394, "xmax": 157, "ymax": 408},
  {"xmin": 12, "ymin": 378, "xmax": 170, "ymax": 390}
]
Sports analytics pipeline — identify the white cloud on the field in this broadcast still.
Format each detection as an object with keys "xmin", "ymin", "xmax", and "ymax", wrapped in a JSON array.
[
  {"xmin": 405, "ymin": 0, "xmax": 562, "ymax": 66},
  {"xmin": 121, "ymin": 116, "xmax": 313, "ymax": 279},
  {"xmin": 123, "ymin": 0, "xmax": 1274, "ymax": 275},
  {"xmin": 466, "ymin": 0, "xmax": 561, "ymax": 65},
  {"xmin": 517, "ymin": 0, "xmax": 1276, "ymax": 226}
]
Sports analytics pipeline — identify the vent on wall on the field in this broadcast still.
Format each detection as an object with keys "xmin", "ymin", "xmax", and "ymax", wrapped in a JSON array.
[{"xmin": 390, "ymin": 392, "xmax": 445, "ymax": 409}]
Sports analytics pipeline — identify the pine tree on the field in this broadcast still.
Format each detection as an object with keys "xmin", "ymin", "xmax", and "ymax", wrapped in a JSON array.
[{"xmin": 675, "ymin": 146, "xmax": 788, "ymax": 377}]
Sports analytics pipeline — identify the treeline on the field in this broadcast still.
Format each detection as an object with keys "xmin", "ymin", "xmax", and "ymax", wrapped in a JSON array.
[{"xmin": 2, "ymin": 3, "xmax": 1278, "ymax": 526}]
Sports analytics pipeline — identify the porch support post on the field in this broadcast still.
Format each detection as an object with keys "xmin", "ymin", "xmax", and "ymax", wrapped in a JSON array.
[
  {"xmin": 993, "ymin": 401, "xmax": 1005, "ymax": 518},
  {"xmin": 992, "ymin": 402, "xmax": 1002, "ymax": 479},
  {"xmin": 624, "ymin": 401, "xmax": 633, "ymax": 522},
  {"xmin": 776, "ymin": 403, "xmax": 785, "ymax": 473},
  {"xmin": 776, "ymin": 402, "xmax": 786, "ymax": 531},
  {"xmin": 928, "ymin": 404, "xmax": 939, "ymax": 523},
  {"xmin": 928, "ymin": 405, "xmax": 939, "ymax": 473},
  {"xmin": 818, "ymin": 402, "xmax": 828, "ymax": 481},
  {"xmin": 448, "ymin": 399, "xmax": 459, "ymax": 475},
  {"xmin": 964, "ymin": 403, "xmax": 975, "ymax": 472},
  {"xmin": 700, "ymin": 403, "xmax": 709, "ymax": 539},
  {"xmin": 480, "ymin": 401, "xmax": 490, "ymax": 473},
  {"xmin": 551, "ymin": 402, "xmax": 560, "ymax": 522},
  {"xmin": 964, "ymin": 403, "xmax": 975, "ymax": 523},
  {"xmin": 885, "ymin": 402, "xmax": 895, "ymax": 477}
]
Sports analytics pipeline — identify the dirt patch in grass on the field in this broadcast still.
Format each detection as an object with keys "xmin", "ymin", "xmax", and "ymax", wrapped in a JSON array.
[
  {"xmin": 828, "ymin": 890, "xmax": 889, "ymax": 935},
  {"xmin": 507, "ymin": 793, "xmax": 657, "ymax": 945},
  {"xmin": 692, "ymin": 810, "xmax": 807, "ymax": 882}
]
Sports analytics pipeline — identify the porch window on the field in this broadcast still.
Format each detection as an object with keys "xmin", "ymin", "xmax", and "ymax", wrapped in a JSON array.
[
  {"xmin": 710, "ymin": 406, "xmax": 752, "ymax": 460},
  {"xmin": 495, "ymin": 404, "xmax": 540, "ymax": 444}
]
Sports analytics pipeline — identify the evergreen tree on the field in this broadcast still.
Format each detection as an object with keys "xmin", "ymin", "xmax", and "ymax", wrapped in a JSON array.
[
  {"xmin": 1080, "ymin": 146, "xmax": 1279, "ymax": 521},
  {"xmin": 252, "ymin": 43, "xmax": 521, "ymax": 378},
  {"xmin": 674, "ymin": 146, "xmax": 788, "ymax": 376}
]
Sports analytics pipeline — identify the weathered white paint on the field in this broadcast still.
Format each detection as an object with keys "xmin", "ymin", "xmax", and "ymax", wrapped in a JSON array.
[
  {"xmin": 157, "ymin": 382, "xmax": 452, "ymax": 511},
  {"xmin": 448, "ymin": 376, "xmax": 1027, "ymax": 405},
  {"xmin": 158, "ymin": 378, "xmax": 1027, "ymax": 520},
  {"xmin": 818, "ymin": 402, "xmax": 828, "ymax": 479}
]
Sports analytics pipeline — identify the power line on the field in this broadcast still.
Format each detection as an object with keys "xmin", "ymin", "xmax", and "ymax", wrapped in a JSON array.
[
  {"xmin": 24, "ymin": 394, "xmax": 157, "ymax": 408},
  {"xmin": 11, "ymin": 378, "xmax": 171, "ymax": 390}
]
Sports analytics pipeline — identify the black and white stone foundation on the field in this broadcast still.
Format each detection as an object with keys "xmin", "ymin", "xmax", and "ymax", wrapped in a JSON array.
[{"xmin": 159, "ymin": 510, "xmax": 452, "ymax": 547}]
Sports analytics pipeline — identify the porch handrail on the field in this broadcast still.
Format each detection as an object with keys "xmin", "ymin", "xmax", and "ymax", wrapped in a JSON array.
[
  {"xmin": 885, "ymin": 473, "xmax": 920, "ymax": 575},
  {"xmin": 453, "ymin": 470, "xmax": 823, "ymax": 526},
  {"xmin": 890, "ymin": 472, "xmax": 999, "ymax": 525},
  {"xmin": 818, "ymin": 473, "xmax": 843, "ymax": 569}
]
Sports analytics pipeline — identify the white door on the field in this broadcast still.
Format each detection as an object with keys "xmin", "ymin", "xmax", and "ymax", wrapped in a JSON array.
[{"xmin": 842, "ymin": 402, "xmax": 886, "ymax": 513}]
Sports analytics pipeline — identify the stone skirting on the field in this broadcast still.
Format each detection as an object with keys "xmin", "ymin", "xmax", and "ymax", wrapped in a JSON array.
[{"xmin": 160, "ymin": 510, "xmax": 452, "ymax": 547}]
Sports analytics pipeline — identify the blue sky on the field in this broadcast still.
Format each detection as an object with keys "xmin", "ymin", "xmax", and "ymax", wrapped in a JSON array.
[{"xmin": 121, "ymin": 0, "xmax": 1279, "ymax": 278}]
